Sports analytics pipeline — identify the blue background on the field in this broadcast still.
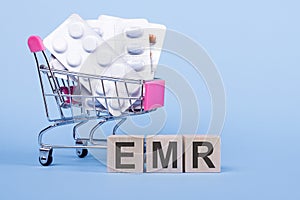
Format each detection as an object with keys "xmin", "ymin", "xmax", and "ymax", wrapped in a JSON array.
[{"xmin": 1, "ymin": 0, "xmax": 299, "ymax": 199}]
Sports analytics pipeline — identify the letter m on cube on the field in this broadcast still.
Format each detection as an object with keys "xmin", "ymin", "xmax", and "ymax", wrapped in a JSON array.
[{"xmin": 146, "ymin": 135, "xmax": 183, "ymax": 173}]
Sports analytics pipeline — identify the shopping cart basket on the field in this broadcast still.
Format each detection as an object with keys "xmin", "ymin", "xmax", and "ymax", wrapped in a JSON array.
[{"xmin": 27, "ymin": 36, "xmax": 165, "ymax": 166}]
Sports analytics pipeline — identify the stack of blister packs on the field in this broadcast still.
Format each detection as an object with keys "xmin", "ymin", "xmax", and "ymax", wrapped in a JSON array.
[{"xmin": 43, "ymin": 14, "xmax": 166, "ymax": 116}]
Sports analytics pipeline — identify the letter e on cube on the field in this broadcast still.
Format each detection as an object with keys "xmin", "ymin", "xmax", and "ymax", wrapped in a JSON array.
[{"xmin": 107, "ymin": 135, "xmax": 144, "ymax": 173}]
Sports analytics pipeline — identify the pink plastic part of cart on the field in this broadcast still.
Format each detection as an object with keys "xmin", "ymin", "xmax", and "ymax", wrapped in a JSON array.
[
  {"xmin": 28, "ymin": 35, "xmax": 46, "ymax": 53},
  {"xmin": 143, "ymin": 79, "xmax": 165, "ymax": 111}
]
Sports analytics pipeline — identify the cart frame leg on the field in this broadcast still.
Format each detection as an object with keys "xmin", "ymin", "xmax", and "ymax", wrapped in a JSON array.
[
  {"xmin": 73, "ymin": 121, "xmax": 88, "ymax": 140},
  {"xmin": 112, "ymin": 118, "xmax": 127, "ymax": 135},
  {"xmin": 89, "ymin": 119, "xmax": 107, "ymax": 145},
  {"xmin": 38, "ymin": 123, "xmax": 59, "ymax": 148}
]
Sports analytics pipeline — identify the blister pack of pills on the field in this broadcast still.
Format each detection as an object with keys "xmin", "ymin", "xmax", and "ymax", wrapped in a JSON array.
[
  {"xmin": 44, "ymin": 14, "xmax": 108, "ymax": 73},
  {"xmin": 86, "ymin": 20, "xmax": 103, "ymax": 37},
  {"xmin": 145, "ymin": 23, "xmax": 166, "ymax": 73},
  {"xmin": 79, "ymin": 16, "xmax": 149, "ymax": 115},
  {"xmin": 77, "ymin": 36, "xmax": 143, "ymax": 116},
  {"xmin": 98, "ymin": 15, "xmax": 154, "ymax": 80},
  {"xmin": 49, "ymin": 55, "xmax": 69, "ymax": 80},
  {"xmin": 97, "ymin": 15, "xmax": 166, "ymax": 79},
  {"xmin": 79, "ymin": 60, "xmax": 143, "ymax": 116},
  {"xmin": 43, "ymin": 14, "xmax": 166, "ymax": 116}
]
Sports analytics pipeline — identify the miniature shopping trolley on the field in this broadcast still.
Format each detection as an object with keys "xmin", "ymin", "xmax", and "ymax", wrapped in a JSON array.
[{"xmin": 28, "ymin": 36, "xmax": 165, "ymax": 166}]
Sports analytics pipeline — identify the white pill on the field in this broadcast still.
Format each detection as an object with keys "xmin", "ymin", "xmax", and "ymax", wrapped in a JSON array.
[
  {"xmin": 125, "ymin": 26, "xmax": 143, "ymax": 38},
  {"xmin": 127, "ymin": 44, "xmax": 144, "ymax": 55},
  {"xmin": 82, "ymin": 36, "xmax": 98, "ymax": 53},
  {"xmin": 52, "ymin": 37, "xmax": 67, "ymax": 53},
  {"xmin": 109, "ymin": 99, "xmax": 125, "ymax": 110},
  {"xmin": 68, "ymin": 22, "xmax": 84, "ymax": 39},
  {"xmin": 127, "ymin": 60, "xmax": 145, "ymax": 72},
  {"xmin": 96, "ymin": 49, "xmax": 113, "ymax": 67},
  {"xmin": 67, "ymin": 52, "xmax": 82, "ymax": 67}
]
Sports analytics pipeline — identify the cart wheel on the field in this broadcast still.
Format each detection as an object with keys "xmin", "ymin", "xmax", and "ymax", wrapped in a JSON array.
[
  {"xmin": 76, "ymin": 148, "xmax": 88, "ymax": 158},
  {"xmin": 75, "ymin": 140, "xmax": 88, "ymax": 158},
  {"xmin": 39, "ymin": 148, "xmax": 53, "ymax": 166},
  {"xmin": 39, "ymin": 155, "xmax": 53, "ymax": 166}
]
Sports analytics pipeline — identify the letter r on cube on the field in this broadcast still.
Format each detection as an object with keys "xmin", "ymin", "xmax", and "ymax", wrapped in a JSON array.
[{"xmin": 184, "ymin": 135, "xmax": 221, "ymax": 172}]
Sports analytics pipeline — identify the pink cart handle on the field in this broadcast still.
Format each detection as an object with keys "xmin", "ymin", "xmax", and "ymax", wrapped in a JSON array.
[
  {"xmin": 27, "ymin": 35, "xmax": 45, "ymax": 52},
  {"xmin": 143, "ymin": 79, "xmax": 165, "ymax": 111}
]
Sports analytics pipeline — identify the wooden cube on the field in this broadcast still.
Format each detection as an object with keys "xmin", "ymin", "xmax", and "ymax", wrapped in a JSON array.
[
  {"xmin": 146, "ymin": 135, "xmax": 183, "ymax": 173},
  {"xmin": 183, "ymin": 135, "xmax": 221, "ymax": 172},
  {"xmin": 107, "ymin": 135, "xmax": 144, "ymax": 173}
]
